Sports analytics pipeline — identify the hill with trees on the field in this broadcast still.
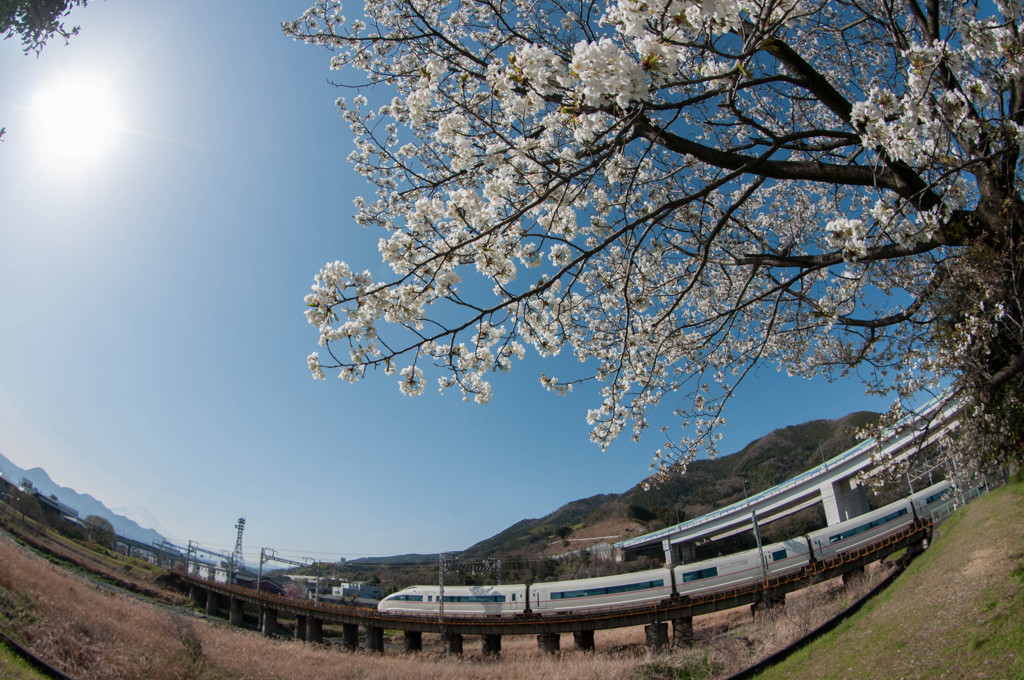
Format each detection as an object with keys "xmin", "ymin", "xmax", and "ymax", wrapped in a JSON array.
[{"xmin": 462, "ymin": 411, "xmax": 882, "ymax": 559}]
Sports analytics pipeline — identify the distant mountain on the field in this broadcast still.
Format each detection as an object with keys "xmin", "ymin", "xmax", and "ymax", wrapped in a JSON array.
[
  {"xmin": 0, "ymin": 452, "xmax": 167, "ymax": 546},
  {"xmin": 348, "ymin": 553, "xmax": 441, "ymax": 565},
  {"xmin": 110, "ymin": 505, "xmax": 172, "ymax": 539},
  {"xmin": 461, "ymin": 411, "xmax": 882, "ymax": 558},
  {"xmin": 462, "ymin": 493, "xmax": 620, "ymax": 557}
]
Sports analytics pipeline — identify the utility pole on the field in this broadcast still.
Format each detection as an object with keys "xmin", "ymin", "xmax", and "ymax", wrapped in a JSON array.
[
  {"xmin": 438, "ymin": 551, "xmax": 447, "ymax": 655},
  {"xmin": 257, "ymin": 547, "xmax": 266, "ymax": 596},
  {"xmin": 259, "ymin": 549, "xmax": 314, "ymax": 598},
  {"xmin": 751, "ymin": 509, "xmax": 769, "ymax": 591},
  {"xmin": 742, "ymin": 479, "xmax": 770, "ymax": 614}
]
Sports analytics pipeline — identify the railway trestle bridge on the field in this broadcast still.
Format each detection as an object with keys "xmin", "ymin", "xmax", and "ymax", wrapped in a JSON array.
[{"xmin": 180, "ymin": 519, "xmax": 932, "ymax": 657}]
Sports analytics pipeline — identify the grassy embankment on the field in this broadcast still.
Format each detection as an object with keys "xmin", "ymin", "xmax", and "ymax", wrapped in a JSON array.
[
  {"xmin": 750, "ymin": 480, "xmax": 1024, "ymax": 680},
  {"xmin": 0, "ymin": 639, "xmax": 50, "ymax": 680}
]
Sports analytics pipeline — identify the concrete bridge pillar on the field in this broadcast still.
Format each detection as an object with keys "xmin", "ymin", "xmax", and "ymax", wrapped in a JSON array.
[
  {"xmin": 645, "ymin": 623, "xmax": 669, "ymax": 651},
  {"xmin": 573, "ymin": 630, "xmax": 595, "ymax": 652},
  {"xmin": 672, "ymin": 617, "xmax": 694, "ymax": 647},
  {"xmin": 261, "ymin": 608, "xmax": 278, "ymax": 637},
  {"xmin": 537, "ymin": 632, "xmax": 560, "ymax": 654},
  {"xmin": 307, "ymin": 617, "xmax": 323, "ymax": 644},
  {"xmin": 294, "ymin": 614, "xmax": 307, "ymax": 641},
  {"xmin": 403, "ymin": 630, "xmax": 422, "ymax": 652},
  {"xmin": 189, "ymin": 585, "xmax": 206, "ymax": 608},
  {"xmin": 751, "ymin": 591, "xmax": 786, "ymax": 617},
  {"xmin": 820, "ymin": 478, "xmax": 870, "ymax": 525},
  {"xmin": 365, "ymin": 625, "xmax": 385, "ymax": 653},
  {"xmin": 444, "ymin": 633, "xmax": 464, "ymax": 656},
  {"xmin": 229, "ymin": 597, "xmax": 245, "ymax": 627},
  {"xmin": 481, "ymin": 634, "xmax": 501, "ymax": 657},
  {"xmin": 842, "ymin": 566, "xmax": 865, "ymax": 586},
  {"xmin": 204, "ymin": 591, "xmax": 219, "ymax": 617},
  {"xmin": 906, "ymin": 535, "xmax": 928, "ymax": 558},
  {"xmin": 342, "ymin": 623, "xmax": 359, "ymax": 650}
]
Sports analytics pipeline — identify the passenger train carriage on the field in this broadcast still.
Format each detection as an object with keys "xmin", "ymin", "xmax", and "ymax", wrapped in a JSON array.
[
  {"xmin": 378, "ymin": 584, "xmax": 526, "ymax": 615},
  {"xmin": 378, "ymin": 481, "xmax": 953, "ymax": 616}
]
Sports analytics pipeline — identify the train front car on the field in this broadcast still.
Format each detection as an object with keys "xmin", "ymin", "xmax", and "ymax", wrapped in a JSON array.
[
  {"xmin": 378, "ymin": 584, "xmax": 527, "ymax": 616},
  {"xmin": 377, "ymin": 586, "xmax": 431, "ymax": 614},
  {"xmin": 528, "ymin": 567, "xmax": 673, "ymax": 613}
]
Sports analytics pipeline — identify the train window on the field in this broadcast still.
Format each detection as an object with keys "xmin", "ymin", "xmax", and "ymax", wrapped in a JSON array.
[
  {"xmin": 828, "ymin": 508, "xmax": 909, "ymax": 543},
  {"xmin": 771, "ymin": 549, "xmax": 787, "ymax": 561},
  {"xmin": 393, "ymin": 595, "xmax": 424, "ymax": 602},
  {"xmin": 607, "ymin": 579, "xmax": 663, "ymax": 595},
  {"xmin": 551, "ymin": 579, "xmax": 665, "ymax": 600},
  {"xmin": 441, "ymin": 595, "xmax": 506, "ymax": 603},
  {"xmin": 682, "ymin": 567, "xmax": 719, "ymax": 583}
]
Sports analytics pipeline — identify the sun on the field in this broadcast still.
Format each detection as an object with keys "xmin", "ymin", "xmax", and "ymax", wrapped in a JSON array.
[{"xmin": 31, "ymin": 76, "xmax": 118, "ymax": 166}]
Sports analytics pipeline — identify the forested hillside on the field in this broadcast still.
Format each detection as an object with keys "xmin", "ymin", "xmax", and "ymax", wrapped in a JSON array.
[{"xmin": 463, "ymin": 411, "xmax": 882, "ymax": 558}]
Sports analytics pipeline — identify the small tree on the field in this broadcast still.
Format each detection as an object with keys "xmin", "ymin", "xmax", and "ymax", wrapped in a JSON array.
[
  {"xmin": 10, "ymin": 490, "xmax": 44, "ymax": 525},
  {"xmin": 83, "ymin": 514, "xmax": 115, "ymax": 548},
  {"xmin": 288, "ymin": 0, "xmax": 1024, "ymax": 480}
]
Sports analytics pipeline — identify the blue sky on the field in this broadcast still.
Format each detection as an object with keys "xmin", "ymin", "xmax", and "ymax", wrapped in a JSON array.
[{"xmin": 0, "ymin": 0, "xmax": 894, "ymax": 564}]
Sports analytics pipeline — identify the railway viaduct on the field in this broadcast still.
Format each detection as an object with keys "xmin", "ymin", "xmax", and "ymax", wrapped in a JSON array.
[{"xmin": 181, "ymin": 518, "xmax": 931, "ymax": 657}]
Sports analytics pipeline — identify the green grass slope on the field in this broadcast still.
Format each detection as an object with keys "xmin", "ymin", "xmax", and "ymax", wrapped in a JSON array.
[
  {"xmin": 756, "ymin": 480, "xmax": 1024, "ymax": 680},
  {"xmin": 0, "ymin": 639, "xmax": 50, "ymax": 680}
]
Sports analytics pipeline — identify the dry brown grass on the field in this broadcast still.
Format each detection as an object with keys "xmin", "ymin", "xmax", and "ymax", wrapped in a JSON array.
[
  {"xmin": 0, "ymin": 527, "xmax": 895, "ymax": 680},
  {"xmin": 0, "ymin": 505, "xmax": 180, "ymax": 605}
]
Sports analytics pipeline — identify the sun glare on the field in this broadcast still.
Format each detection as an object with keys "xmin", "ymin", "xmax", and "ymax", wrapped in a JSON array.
[{"xmin": 31, "ymin": 77, "xmax": 118, "ymax": 166}]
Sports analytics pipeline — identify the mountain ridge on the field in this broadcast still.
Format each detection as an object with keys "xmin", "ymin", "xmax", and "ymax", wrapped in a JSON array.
[
  {"xmin": 0, "ymin": 452, "xmax": 168, "ymax": 546},
  {"xmin": 461, "ymin": 411, "xmax": 882, "ymax": 558}
]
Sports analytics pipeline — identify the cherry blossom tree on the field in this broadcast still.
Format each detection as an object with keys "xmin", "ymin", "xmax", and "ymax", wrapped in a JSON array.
[{"xmin": 286, "ymin": 0, "xmax": 1024, "ymax": 478}]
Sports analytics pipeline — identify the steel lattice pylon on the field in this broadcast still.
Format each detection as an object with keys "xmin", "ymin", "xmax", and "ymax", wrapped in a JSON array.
[{"xmin": 231, "ymin": 517, "xmax": 246, "ymax": 578}]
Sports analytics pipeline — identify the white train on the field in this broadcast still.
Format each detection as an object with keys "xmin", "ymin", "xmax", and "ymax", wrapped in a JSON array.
[{"xmin": 378, "ymin": 481, "xmax": 953, "ymax": 616}]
